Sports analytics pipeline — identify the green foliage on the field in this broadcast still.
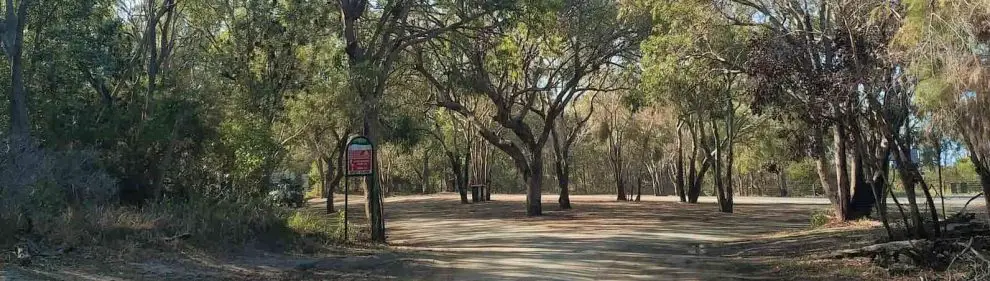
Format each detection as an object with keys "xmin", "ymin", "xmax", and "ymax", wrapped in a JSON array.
[{"xmin": 809, "ymin": 209, "xmax": 832, "ymax": 229}]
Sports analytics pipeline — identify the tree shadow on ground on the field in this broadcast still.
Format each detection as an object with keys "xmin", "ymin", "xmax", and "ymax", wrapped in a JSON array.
[{"xmin": 347, "ymin": 194, "xmax": 831, "ymax": 280}]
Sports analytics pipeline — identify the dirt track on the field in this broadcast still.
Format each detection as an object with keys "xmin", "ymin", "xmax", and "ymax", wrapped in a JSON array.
[{"xmin": 372, "ymin": 194, "xmax": 826, "ymax": 280}]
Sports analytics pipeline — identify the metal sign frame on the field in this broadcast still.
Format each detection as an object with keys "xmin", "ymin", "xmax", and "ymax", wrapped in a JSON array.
[
  {"xmin": 345, "ymin": 136, "xmax": 375, "ymax": 177},
  {"xmin": 341, "ymin": 135, "xmax": 375, "ymax": 242}
]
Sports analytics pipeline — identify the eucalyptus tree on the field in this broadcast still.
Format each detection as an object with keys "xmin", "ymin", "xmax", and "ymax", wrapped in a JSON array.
[
  {"xmin": 551, "ymin": 94, "xmax": 596, "ymax": 209},
  {"xmin": 335, "ymin": 0, "xmax": 506, "ymax": 241},
  {"xmin": 415, "ymin": 0, "xmax": 648, "ymax": 215},
  {"xmin": 1, "ymin": 0, "xmax": 31, "ymax": 148}
]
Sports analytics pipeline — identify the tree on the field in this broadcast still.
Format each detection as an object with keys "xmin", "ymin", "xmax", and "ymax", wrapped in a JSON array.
[
  {"xmin": 551, "ymin": 95, "xmax": 595, "ymax": 209},
  {"xmin": 424, "ymin": 108, "xmax": 475, "ymax": 204},
  {"xmin": 336, "ymin": 0, "xmax": 504, "ymax": 242},
  {"xmin": 2, "ymin": 0, "xmax": 32, "ymax": 148},
  {"xmin": 418, "ymin": 0, "xmax": 648, "ymax": 215},
  {"xmin": 597, "ymin": 95, "xmax": 634, "ymax": 201},
  {"xmin": 895, "ymin": 0, "xmax": 990, "ymax": 220}
]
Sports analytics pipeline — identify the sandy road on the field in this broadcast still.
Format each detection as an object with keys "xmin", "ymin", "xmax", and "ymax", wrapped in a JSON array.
[{"xmin": 372, "ymin": 194, "xmax": 834, "ymax": 281}]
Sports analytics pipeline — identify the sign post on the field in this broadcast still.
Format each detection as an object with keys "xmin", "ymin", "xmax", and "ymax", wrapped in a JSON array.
[{"xmin": 343, "ymin": 135, "xmax": 374, "ymax": 241}]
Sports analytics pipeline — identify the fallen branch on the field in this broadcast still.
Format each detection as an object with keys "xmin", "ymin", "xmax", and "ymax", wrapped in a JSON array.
[
  {"xmin": 163, "ymin": 233, "xmax": 192, "ymax": 242},
  {"xmin": 956, "ymin": 193, "xmax": 984, "ymax": 216},
  {"xmin": 970, "ymin": 248, "xmax": 990, "ymax": 264},
  {"xmin": 948, "ymin": 237, "xmax": 975, "ymax": 269},
  {"xmin": 826, "ymin": 239, "xmax": 930, "ymax": 259}
]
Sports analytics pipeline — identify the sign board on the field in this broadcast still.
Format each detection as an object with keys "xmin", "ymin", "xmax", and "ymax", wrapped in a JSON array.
[{"xmin": 346, "ymin": 136, "xmax": 374, "ymax": 176}]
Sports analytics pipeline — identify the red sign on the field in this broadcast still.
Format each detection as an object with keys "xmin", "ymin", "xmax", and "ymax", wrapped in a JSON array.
[{"xmin": 347, "ymin": 144, "xmax": 373, "ymax": 176}]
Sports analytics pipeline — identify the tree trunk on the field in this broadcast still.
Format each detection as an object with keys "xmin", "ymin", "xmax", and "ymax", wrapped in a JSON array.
[
  {"xmin": 777, "ymin": 171, "xmax": 788, "ymax": 197},
  {"xmin": 713, "ymin": 121, "xmax": 730, "ymax": 213},
  {"xmin": 813, "ymin": 128, "xmax": 838, "ymax": 204},
  {"xmin": 317, "ymin": 157, "xmax": 334, "ymax": 213},
  {"xmin": 675, "ymin": 125, "xmax": 687, "ymax": 202},
  {"xmin": 422, "ymin": 148, "xmax": 430, "ymax": 194},
  {"xmin": 972, "ymin": 155, "xmax": 990, "ymax": 217},
  {"xmin": 610, "ymin": 141, "xmax": 627, "ymax": 201},
  {"xmin": 450, "ymin": 155, "xmax": 469, "ymax": 204},
  {"xmin": 551, "ymin": 127, "xmax": 572, "ymax": 209},
  {"xmin": 688, "ymin": 156, "xmax": 711, "ymax": 204},
  {"xmin": 635, "ymin": 176, "xmax": 642, "ymax": 202},
  {"xmin": 834, "ymin": 124, "xmax": 851, "ymax": 221},
  {"xmin": 144, "ymin": 0, "xmax": 158, "ymax": 118},
  {"xmin": 556, "ymin": 159, "xmax": 572, "ymax": 209},
  {"xmin": 526, "ymin": 153, "xmax": 544, "ymax": 216},
  {"xmin": 6, "ymin": 1, "xmax": 31, "ymax": 149},
  {"xmin": 725, "ymin": 136, "xmax": 735, "ymax": 213},
  {"xmin": 361, "ymin": 108, "xmax": 386, "ymax": 243},
  {"xmin": 464, "ymin": 151, "xmax": 473, "ymax": 202}
]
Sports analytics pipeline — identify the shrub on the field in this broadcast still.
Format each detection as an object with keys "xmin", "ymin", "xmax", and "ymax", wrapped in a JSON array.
[
  {"xmin": 287, "ymin": 209, "xmax": 345, "ymax": 240},
  {"xmin": 1, "ymin": 142, "xmax": 117, "ymax": 245},
  {"xmin": 267, "ymin": 172, "xmax": 305, "ymax": 208},
  {"xmin": 1, "ymin": 140, "xmax": 341, "ymax": 252},
  {"xmin": 809, "ymin": 208, "xmax": 833, "ymax": 229}
]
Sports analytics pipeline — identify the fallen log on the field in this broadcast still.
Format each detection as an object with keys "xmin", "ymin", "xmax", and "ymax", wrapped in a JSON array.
[{"xmin": 826, "ymin": 239, "xmax": 930, "ymax": 259}]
